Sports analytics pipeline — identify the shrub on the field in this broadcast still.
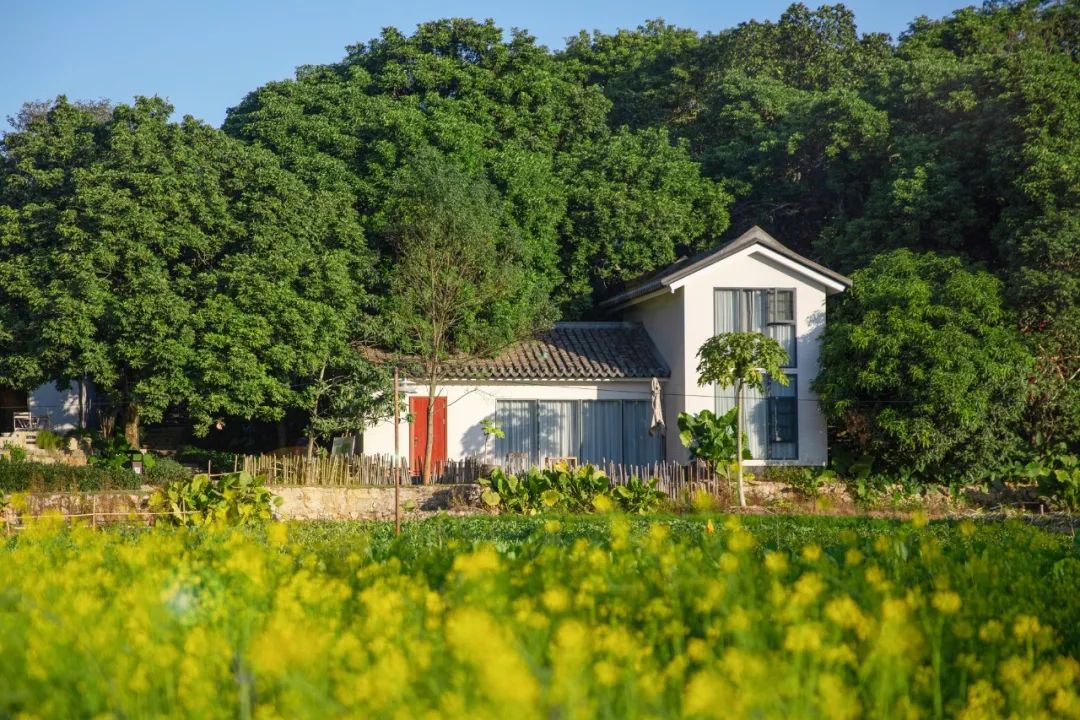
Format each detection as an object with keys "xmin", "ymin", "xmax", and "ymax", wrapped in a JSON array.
[
  {"xmin": 34, "ymin": 430, "xmax": 64, "ymax": 451},
  {"xmin": 2, "ymin": 444, "xmax": 28, "ymax": 463},
  {"xmin": 175, "ymin": 446, "xmax": 241, "ymax": 473},
  {"xmin": 479, "ymin": 463, "xmax": 666, "ymax": 514},
  {"xmin": 0, "ymin": 457, "xmax": 142, "ymax": 492},
  {"xmin": 815, "ymin": 250, "xmax": 1033, "ymax": 482},
  {"xmin": 142, "ymin": 457, "xmax": 192, "ymax": 486},
  {"xmin": 150, "ymin": 471, "xmax": 281, "ymax": 526},
  {"xmin": 1017, "ymin": 449, "xmax": 1080, "ymax": 511},
  {"xmin": 759, "ymin": 465, "xmax": 838, "ymax": 499}
]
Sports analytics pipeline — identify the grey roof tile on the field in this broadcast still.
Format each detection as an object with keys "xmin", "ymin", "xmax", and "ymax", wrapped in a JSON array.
[{"xmin": 366, "ymin": 322, "xmax": 670, "ymax": 381}]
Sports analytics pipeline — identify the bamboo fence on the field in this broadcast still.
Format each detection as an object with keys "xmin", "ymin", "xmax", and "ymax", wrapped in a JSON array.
[
  {"xmin": 238, "ymin": 452, "xmax": 721, "ymax": 497},
  {"xmin": 240, "ymin": 453, "xmax": 482, "ymax": 487}
]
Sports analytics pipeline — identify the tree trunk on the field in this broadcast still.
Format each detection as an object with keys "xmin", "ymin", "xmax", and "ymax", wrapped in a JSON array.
[
  {"xmin": 277, "ymin": 419, "xmax": 288, "ymax": 449},
  {"xmin": 735, "ymin": 381, "xmax": 745, "ymax": 508},
  {"xmin": 422, "ymin": 378, "xmax": 437, "ymax": 485},
  {"xmin": 123, "ymin": 403, "xmax": 140, "ymax": 448},
  {"xmin": 307, "ymin": 363, "xmax": 327, "ymax": 461}
]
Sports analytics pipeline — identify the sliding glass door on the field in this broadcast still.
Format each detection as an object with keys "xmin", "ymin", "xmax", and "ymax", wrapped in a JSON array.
[{"xmin": 493, "ymin": 398, "xmax": 663, "ymax": 466}]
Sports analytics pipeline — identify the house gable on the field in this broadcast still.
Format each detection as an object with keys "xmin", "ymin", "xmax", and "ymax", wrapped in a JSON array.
[{"xmin": 600, "ymin": 225, "xmax": 851, "ymax": 312}]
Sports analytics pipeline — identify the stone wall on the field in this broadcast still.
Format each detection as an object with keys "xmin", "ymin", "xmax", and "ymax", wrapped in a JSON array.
[
  {"xmin": 272, "ymin": 484, "xmax": 481, "ymax": 521},
  {"xmin": 1, "ymin": 484, "xmax": 483, "ymax": 526}
]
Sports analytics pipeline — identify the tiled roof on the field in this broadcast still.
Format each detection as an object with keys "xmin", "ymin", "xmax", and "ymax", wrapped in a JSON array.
[{"xmin": 367, "ymin": 322, "xmax": 670, "ymax": 381}]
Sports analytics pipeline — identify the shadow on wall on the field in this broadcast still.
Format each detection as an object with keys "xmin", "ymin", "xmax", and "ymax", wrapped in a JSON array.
[
  {"xmin": 796, "ymin": 308, "xmax": 827, "ymax": 363},
  {"xmin": 459, "ymin": 415, "xmax": 490, "ymax": 460}
]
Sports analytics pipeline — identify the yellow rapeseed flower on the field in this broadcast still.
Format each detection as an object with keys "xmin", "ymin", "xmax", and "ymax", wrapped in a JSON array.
[{"xmin": 931, "ymin": 591, "xmax": 962, "ymax": 615}]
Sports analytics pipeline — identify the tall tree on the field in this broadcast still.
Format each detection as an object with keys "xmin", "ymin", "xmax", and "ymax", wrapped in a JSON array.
[
  {"xmin": 384, "ymin": 151, "xmax": 553, "ymax": 482},
  {"xmin": 224, "ymin": 18, "xmax": 726, "ymax": 316},
  {"xmin": 0, "ymin": 96, "xmax": 379, "ymax": 446},
  {"xmin": 813, "ymin": 250, "xmax": 1033, "ymax": 480}
]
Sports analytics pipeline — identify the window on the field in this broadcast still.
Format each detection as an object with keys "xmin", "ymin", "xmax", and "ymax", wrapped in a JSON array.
[
  {"xmin": 714, "ymin": 288, "xmax": 800, "ymax": 461},
  {"xmin": 494, "ymin": 399, "xmax": 662, "ymax": 466},
  {"xmin": 495, "ymin": 400, "xmax": 535, "ymax": 462},
  {"xmin": 767, "ymin": 374, "xmax": 798, "ymax": 460},
  {"xmin": 714, "ymin": 288, "xmax": 796, "ymax": 366}
]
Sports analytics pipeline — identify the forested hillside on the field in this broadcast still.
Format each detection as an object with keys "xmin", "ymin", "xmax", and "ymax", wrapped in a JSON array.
[{"xmin": 2, "ymin": 2, "xmax": 1077, "ymax": 479}]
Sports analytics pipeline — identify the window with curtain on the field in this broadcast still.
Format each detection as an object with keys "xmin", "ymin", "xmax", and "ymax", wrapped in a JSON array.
[
  {"xmin": 493, "ymin": 399, "xmax": 662, "ymax": 466},
  {"xmin": 767, "ymin": 374, "xmax": 798, "ymax": 460},
  {"xmin": 495, "ymin": 400, "xmax": 536, "ymax": 464},
  {"xmin": 537, "ymin": 401, "xmax": 576, "ymax": 463},
  {"xmin": 714, "ymin": 288, "xmax": 800, "ymax": 460},
  {"xmin": 715, "ymin": 288, "xmax": 796, "ymax": 367},
  {"xmin": 581, "ymin": 400, "xmax": 623, "ymax": 464},
  {"xmin": 621, "ymin": 400, "xmax": 663, "ymax": 466}
]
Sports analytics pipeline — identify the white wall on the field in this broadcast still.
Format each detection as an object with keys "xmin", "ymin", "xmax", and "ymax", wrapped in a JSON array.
[
  {"xmin": 626, "ymin": 245, "xmax": 831, "ymax": 465},
  {"xmin": 623, "ymin": 290, "xmax": 685, "ymax": 460},
  {"xmin": 28, "ymin": 381, "xmax": 91, "ymax": 434},
  {"xmin": 363, "ymin": 379, "xmax": 657, "ymax": 461}
]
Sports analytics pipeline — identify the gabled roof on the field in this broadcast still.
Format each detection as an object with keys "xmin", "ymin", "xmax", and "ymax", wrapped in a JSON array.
[
  {"xmin": 599, "ymin": 225, "xmax": 852, "ymax": 310},
  {"xmin": 366, "ymin": 322, "xmax": 670, "ymax": 381}
]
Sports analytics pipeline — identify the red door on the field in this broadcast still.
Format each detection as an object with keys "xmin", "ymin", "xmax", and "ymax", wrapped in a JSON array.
[{"xmin": 410, "ymin": 396, "xmax": 447, "ymax": 478}]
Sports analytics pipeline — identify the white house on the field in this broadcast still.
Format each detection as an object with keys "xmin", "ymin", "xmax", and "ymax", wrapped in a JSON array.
[
  {"xmin": 364, "ymin": 226, "xmax": 851, "ymax": 472},
  {"xmin": 1, "ymin": 381, "xmax": 93, "ymax": 436}
]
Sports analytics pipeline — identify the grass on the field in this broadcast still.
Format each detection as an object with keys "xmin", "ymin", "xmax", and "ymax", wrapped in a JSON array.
[{"xmin": 2, "ymin": 514, "xmax": 1079, "ymax": 718}]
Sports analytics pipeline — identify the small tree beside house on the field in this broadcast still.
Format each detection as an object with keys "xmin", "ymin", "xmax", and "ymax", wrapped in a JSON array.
[
  {"xmin": 694, "ymin": 332, "xmax": 789, "ymax": 507},
  {"xmin": 384, "ymin": 151, "xmax": 553, "ymax": 483}
]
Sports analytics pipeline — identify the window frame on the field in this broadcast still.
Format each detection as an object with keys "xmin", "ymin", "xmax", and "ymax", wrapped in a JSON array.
[
  {"xmin": 766, "ymin": 373, "xmax": 798, "ymax": 460},
  {"xmin": 714, "ymin": 287, "xmax": 797, "ymax": 367}
]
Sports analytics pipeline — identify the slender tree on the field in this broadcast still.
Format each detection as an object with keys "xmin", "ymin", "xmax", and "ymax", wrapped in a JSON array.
[
  {"xmin": 695, "ymin": 332, "xmax": 789, "ymax": 507},
  {"xmin": 384, "ymin": 151, "xmax": 553, "ymax": 483}
]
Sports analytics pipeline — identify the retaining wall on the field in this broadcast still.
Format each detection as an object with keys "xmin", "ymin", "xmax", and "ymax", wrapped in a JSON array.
[{"xmin": 1, "ymin": 484, "xmax": 482, "ymax": 526}]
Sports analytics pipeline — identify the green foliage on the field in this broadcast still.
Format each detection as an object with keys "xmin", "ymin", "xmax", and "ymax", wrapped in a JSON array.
[
  {"xmin": 479, "ymin": 463, "xmax": 666, "ymax": 514},
  {"xmin": 175, "ymin": 446, "xmax": 240, "ymax": 473},
  {"xmin": 86, "ymin": 433, "xmax": 155, "ymax": 472},
  {"xmin": 149, "ymin": 471, "xmax": 281, "ymax": 527},
  {"xmin": 480, "ymin": 419, "xmax": 505, "ymax": 440},
  {"xmin": 815, "ymin": 250, "xmax": 1033, "ymax": 481},
  {"xmin": 3, "ymin": 444, "xmax": 28, "ymax": 463},
  {"xmin": 677, "ymin": 408, "xmax": 749, "ymax": 467},
  {"xmin": 0, "ymin": 457, "xmax": 141, "ymax": 492},
  {"xmin": 695, "ymin": 332, "xmax": 790, "ymax": 393},
  {"xmin": 0, "ymin": 96, "xmax": 377, "ymax": 446},
  {"xmin": 759, "ymin": 465, "xmax": 838, "ymax": 499},
  {"xmin": 142, "ymin": 457, "xmax": 192, "ymax": 486},
  {"xmin": 33, "ymin": 430, "xmax": 63, "ymax": 451},
  {"xmin": 1017, "ymin": 450, "xmax": 1080, "ymax": 512}
]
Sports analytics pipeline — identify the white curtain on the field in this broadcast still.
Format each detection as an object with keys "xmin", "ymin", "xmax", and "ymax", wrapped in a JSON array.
[
  {"xmin": 538, "ymin": 401, "xmax": 576, "ymax": 464},
  {"xmin": 714, "ymin": 289, "xmax": 739, "ymax": 334}
]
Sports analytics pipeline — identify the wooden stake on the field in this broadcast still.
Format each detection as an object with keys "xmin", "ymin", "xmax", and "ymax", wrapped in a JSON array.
[{"xmin": 394, "ymin": 366, "xmax": 401, "ymax": 537}]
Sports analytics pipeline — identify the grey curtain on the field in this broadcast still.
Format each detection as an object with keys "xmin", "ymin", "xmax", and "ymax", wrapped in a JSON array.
[
  {"xmin": 767, "ymin": 374, "xmax": 798, "ymax": 460},
  {"xmin": 495, "ymin": 400, "xmax": 536, "ymax": 464},
  {"xmin": 622, "ymin": 400, "xmax": 662, "ymax": 465},
  {"xmin": 581, "ymin": 400, "xmax": 623, "ymax": 464}
]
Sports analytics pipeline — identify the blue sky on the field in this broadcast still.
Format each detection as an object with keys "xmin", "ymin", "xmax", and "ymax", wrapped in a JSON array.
[{"xmin": 6, "ymin": 0, "xmax": 970, "ymax": 128}]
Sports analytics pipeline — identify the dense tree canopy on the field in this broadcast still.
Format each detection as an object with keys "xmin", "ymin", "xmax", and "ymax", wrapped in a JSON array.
[
  {"xmin": 2, "ymin": 2, "xmax": 1078, "ymax": 466},
  {"xmin": 0, "ymin": 97, "xmax": 378, "ymax": 445},
  {"xmin": 813, "ymin": 250, "xmax": 1032, "ymax": 478}
]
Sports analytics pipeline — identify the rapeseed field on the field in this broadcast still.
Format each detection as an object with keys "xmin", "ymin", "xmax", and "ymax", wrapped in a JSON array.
[{"xmin": 1, "ymin": 514, "xmax": 1077, "ymax": 718}]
